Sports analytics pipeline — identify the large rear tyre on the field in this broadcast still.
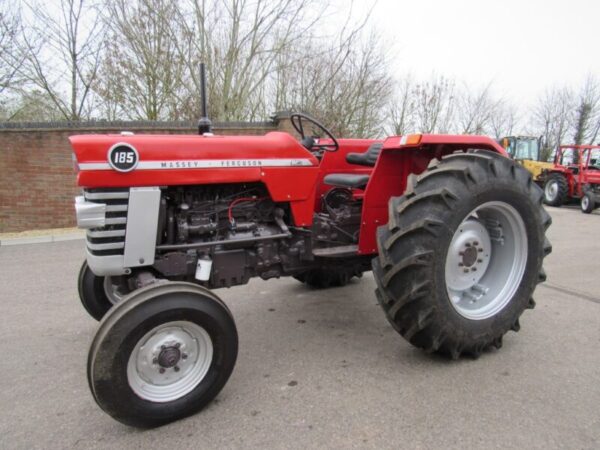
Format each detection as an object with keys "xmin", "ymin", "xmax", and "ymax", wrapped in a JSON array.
[
  {"xmin": 78, "ymin": 260, "xmax": 128, "ymax": 321},
  {"xmin": 373, "ymin": 151, "xmax": 552, "ymax": 358},
  {"xmin": 543, "ymin": 173, "xmax": 568, "ymax": 206},
  {"xmin": 87, "ymin": 282, "xmax": 238, "ymax": 428}
]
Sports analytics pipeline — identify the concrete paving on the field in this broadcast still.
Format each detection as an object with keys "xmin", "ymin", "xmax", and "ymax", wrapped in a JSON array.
[{"xmin": 0, "ymin": 206, "xmax": 599, "ymax": 449}]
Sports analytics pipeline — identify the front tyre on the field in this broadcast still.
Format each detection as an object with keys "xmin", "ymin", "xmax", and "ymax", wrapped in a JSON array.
[
  {"xmin": 78, "ymin": 261, "xmax": 128, "ymax": 321},
  {"xmin": 373, "ymin": 151, "xmax": 552, "ymax": 358},
  {"xmin": 581, "ymin": 193, "xmax": 595, "ymax": 214},
  {"xmin": 88, "ymin": 282, "xmax": 238, "ymax": 428}
]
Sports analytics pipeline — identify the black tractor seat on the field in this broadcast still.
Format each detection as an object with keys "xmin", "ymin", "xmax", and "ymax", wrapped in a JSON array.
[{"xmin": 323, "ymin": 142, "xmax": 383, "ymax": 189}]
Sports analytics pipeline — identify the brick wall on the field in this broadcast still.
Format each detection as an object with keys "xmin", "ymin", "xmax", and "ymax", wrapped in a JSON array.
[{"xmin": 0, "ymin": 119, "xmax": 287, "ymax": 232}]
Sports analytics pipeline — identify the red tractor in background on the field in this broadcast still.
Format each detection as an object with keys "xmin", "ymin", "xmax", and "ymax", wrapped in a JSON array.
[
  {"xmin": 71, "ymin": 66, "xmax": 551, "ymax": 427},
  {"xmin": 542, "ymin": 145, "xmax": 600, "ymax": 213}
]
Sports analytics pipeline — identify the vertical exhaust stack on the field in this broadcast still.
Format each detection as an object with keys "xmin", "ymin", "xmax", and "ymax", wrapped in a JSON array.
[{"xmin": 197, "ymin": 63, "xmax": 213, "ymax": 135}]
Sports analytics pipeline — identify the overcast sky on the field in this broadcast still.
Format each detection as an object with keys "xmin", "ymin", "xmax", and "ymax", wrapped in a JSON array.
[{"xmin": 346, "ymin": 0, "xmax": 600, "ymax": 107}]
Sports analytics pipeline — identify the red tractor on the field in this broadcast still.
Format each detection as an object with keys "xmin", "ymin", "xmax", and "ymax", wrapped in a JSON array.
[
  {"xmin": 542, "ymin": 144, "xmax": 600, "ymax": 213},
  {"xmin": 71, "ymin": 70, "xmax": 551, "ymax": 427}
]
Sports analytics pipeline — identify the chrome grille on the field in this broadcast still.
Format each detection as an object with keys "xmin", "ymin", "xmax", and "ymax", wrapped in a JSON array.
[{"xmin": 84, "ymin": 188, "xmax": 129, "ymax": 256}]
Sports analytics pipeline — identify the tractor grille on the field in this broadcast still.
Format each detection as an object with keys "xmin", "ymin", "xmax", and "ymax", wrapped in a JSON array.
[{"xmin": 84, "ymin": 188, "xmax": 129, "ymax": 256}]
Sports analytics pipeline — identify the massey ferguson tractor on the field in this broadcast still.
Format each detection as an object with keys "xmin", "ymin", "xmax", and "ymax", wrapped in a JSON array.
[
  {"xmin": 71, "ymin": 68, "xmax": 551, "ymax": 428},
  {"xmin": 542, "ymin": 144, "xmax": 600, "ymax": 213}
]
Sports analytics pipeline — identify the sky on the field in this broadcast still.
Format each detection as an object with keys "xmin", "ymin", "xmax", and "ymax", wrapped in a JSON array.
[{"xmin": 346, "ymin": 0, "xmax": 600, "ymax": 108}]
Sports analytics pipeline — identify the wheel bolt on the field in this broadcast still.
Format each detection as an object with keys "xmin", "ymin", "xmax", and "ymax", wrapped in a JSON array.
[
  {"xmin": 459, "ymin": 263, "xmax": 464, "ymax": 267},
  {"xmin": 465, "ymin": 243, "xmax": 471, "ymax": 247},
  {"xmin": 182, "ymin": 353, "xmax": 188, "ymax": 360},
  {"xmin": 161, "ymin": 345, "xmax": 166, "ymax": 350},
  {"xmin": 473, "ymin": 241, "xmax": 479, "ymax": 246},
  {"xmin": 152, "ymin": 358, "xmax": 158, "ymax": 365},
  {"xmin": 477, "ymin": 259, "xmax": 483, "ymax": 263},
  {"xmin": 174, "ymin": 342, "xmax": 181, "ymax": 348},
  {"xmin": 463, "ymin": 269, "xmax": 469, "ymax": 273},
  {"xmin": 472, "ymin": 267, "xmax": 477, "ymax": 272},
  {"xmin": 159, "ymin": 368, "xmax": 165, "ymax": 374},
  {"xmin": 478, "ymin": 248, "xmax": 483, "ymax": 253},
  {"xmin": 174, "ymin": 366, "xmax": 180, "ymax": 372}
]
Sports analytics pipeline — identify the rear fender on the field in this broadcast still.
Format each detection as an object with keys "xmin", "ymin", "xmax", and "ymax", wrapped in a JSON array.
[{"xmin": 357, "ymin": 134, "xmax": 507, "ymax": 255}]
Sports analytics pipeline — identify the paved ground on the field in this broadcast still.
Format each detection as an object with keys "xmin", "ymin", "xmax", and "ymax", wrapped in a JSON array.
[{"xmin": 0, "ymin": 206, "xmax": 599, "ymax": 450}]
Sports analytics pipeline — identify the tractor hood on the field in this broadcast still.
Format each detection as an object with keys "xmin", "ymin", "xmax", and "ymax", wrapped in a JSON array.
[{"xmin": 70, "ymin": 131, "xmax": 318, "ymax": 188}]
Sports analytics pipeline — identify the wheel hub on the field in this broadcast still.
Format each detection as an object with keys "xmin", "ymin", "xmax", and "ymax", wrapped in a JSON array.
[
  {"xmin": 462, "ymin": 246, "xmax": 478, "ymax": 267},
  {"xmin": 157, "ymin": 346, "xmax": 181, "ymax": 368},
  {"xmin": 445, "ymin": 219, "xmax": 491, "ymax": 292},
  {"xmin": 127, "ymin": 321, "xmax": 213, "ymax": 402}
]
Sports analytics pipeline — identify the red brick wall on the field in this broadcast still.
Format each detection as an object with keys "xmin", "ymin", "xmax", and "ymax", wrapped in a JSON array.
[{"xmin": 0, "ymin": 122, "xmax": 280, "ymax": 232}]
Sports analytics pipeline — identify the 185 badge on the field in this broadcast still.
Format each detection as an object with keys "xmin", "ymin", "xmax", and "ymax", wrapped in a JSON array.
[{"xmin": 107, "ymin": 143, "xmax": 139, "ymax": 172}]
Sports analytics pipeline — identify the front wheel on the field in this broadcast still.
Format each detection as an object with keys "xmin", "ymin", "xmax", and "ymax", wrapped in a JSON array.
[
  {"xmin": 373, "ymin": 151, "xmax": 552, "ymax": 358},
  {"xmin": 78, "ymin": 261, "xmax": 129, "ymax": 321},
  {"xmin": 87, "ymin": 282, "xmax": 238, "ymax": 427},
  {"xmin": 581, "ymin": 193, "xmax": 595, "ymax": 214}
]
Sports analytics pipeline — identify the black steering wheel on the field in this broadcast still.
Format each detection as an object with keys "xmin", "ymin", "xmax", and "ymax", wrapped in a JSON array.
[{"xmin": 290, "ymin": 113, "xmax": 339, "ymax": 153}]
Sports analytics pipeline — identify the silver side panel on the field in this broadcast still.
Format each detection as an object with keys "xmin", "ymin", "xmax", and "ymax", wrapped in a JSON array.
[{"xmin": 123, "ymin": 187, "xmax": 161, "ymax": 267}]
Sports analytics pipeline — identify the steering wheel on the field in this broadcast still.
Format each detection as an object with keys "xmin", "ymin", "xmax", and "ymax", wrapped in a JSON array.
[{"xmin": 290, "ymin": 113, "xmax": 339, "ymax": 153}]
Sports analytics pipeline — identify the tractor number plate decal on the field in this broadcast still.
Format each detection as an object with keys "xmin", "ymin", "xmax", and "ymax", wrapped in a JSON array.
[{"xmin": 80, "ymin": 158, "xmax": 314, "ymax": 171}]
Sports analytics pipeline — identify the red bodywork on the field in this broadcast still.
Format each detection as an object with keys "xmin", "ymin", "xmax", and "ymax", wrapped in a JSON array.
[
  {"xmin": 70, "ymin": 132, "xmax": 506, "ymax": 255},
  {"xmin": 546, "ymin": 145, "xmax": 600, "ymax": 198}
]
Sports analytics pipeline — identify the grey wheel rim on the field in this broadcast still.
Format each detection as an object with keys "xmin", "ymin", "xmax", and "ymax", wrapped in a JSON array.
[
  {"xmin": 445, "ymin": 201, "xmax": 528, "ymax": 320},
  {"xmin": 127, "ymin": 321, "xmax": 213, "ymax": 403},
  {"xmin": 545, "ymin": 180, "xmax": 558, "ymax": 202},
  {"xmin": 103, "ymin": 277, "xmax": 126, "ymax": 305},
  {"xmin": 582, "ymin": 196, "xmax": 590, "ymax": 211}
]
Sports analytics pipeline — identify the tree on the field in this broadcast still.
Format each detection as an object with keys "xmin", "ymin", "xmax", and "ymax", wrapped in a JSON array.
[
  {"xmin": 455, "ymin": 83, "xmax": 500, "ymax": 135},
  {"xmin": 0, "ymin": 0, "xmax": 24, "ymax": 95},
  {"xmin": 388, "ymin": 76, "xmax": 415, "ymax": 135},
  {"xmin": 411, "ymin": 75, "xmax": 456, "ymax": 134},
  {"xmin": 273, "ymin": 30, "xmax": 393, "ymax": 137},
  {"xmin": 19, "ymin": 0, "xmax": 105, "ymax": 120},
  {"xmin": 488, "ymin": 100, "xmax": 519, "ymax": 140},
  {"xmin": 572, "ymin": 75, "xmax": 600, "ymax": 146},
  {"xmin": 96, "ymin": 0, "xmax": 186, "ymax": 120},
  {"xmin": 531, "ymin": 86, "xmax": 574, "ymax": 161}
]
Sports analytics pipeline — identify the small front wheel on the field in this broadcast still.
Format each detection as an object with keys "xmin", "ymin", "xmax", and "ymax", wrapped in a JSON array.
[
  {"xmin": 78, "ymin": 261, "xmax": 128, "ymax": 321},
  {"xmin": 581, "ymin": 193, "xmax": 595, "ymax": 214},
  {"xmin": 87, "ymin": 282, "xmax": 238, "ymax": 427}
]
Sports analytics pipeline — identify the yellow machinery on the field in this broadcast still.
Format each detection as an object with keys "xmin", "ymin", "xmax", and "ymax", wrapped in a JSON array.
[{"xmin": 499, "ymin": 136, "xmax": 553, "ymax": 182}]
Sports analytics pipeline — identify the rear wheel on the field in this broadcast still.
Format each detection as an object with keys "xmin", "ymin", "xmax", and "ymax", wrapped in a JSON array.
[
  {"xmin": 581, "ymin": 193, "xmax": 595, "ymax": 214},
  {"xmin": 543, "ymin": 173, "xmax": 568, "ymax": 206},
  {"xmin": 87, "ymin": 282, "xmax": 238, "ymax": 427},
  {"xmin": 373, "ymin": 151, "xmax": 552, "ymax": 358},
  {"xmin": 78, "ymin": 261, "xmax": 129, "ymax": 321}
]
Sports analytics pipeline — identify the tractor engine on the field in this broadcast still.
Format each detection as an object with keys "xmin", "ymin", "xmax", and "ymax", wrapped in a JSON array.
[{"xmin": 151, "ymin": 183, "xmax": 312, "ymax": 288}]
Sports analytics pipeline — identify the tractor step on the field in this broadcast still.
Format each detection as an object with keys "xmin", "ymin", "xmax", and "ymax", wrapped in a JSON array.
[{"xmin": 312, "ymin": 244, "xmax": 358, "ymax": 258}]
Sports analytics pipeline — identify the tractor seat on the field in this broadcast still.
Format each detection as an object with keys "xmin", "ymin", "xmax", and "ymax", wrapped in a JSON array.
[
  {"xmin": 323, "ymin": 173, "xmax": 371, "ymax": 189},
  {"xmin": 323, "ymin": 142, "xmax": 383, "ymax": 189}
]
